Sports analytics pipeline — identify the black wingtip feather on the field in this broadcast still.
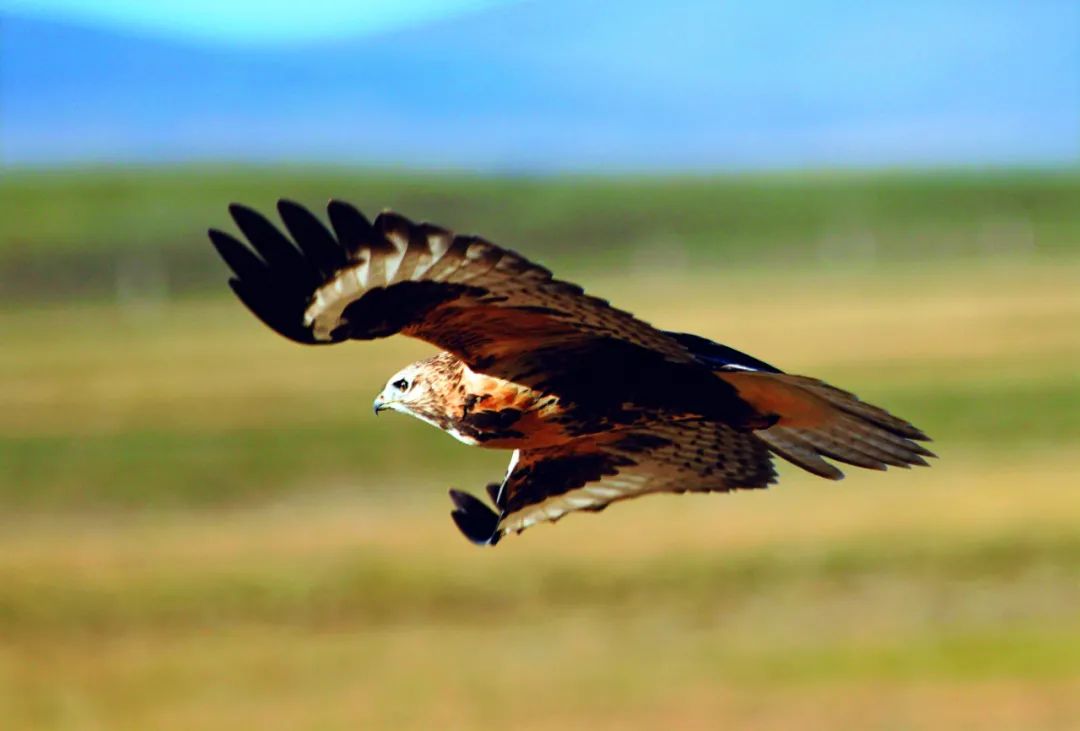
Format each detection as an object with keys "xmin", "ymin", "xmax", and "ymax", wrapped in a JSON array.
[
  {"xmin": 210, "ymin": 201, "xmax": 351, "ymax": 345},
  {"xmin": 276, "ymin": 199, "xmax": 348, "ymax": 277},
  {"xmin": 327, "ymin": 199, "xmax": 386, "ymax": 255},
  {"xmin": 484, "ymin": 482, "xmax": 504, "ymax": 508},
  {"xmin": 448, "ymin": 489, "xmax": 501, "ymax": 546},
  {"xmin": 209, "ymin": 228, "xmax": 268, "ymax": 281},
  {"xmin": 228, "ymin": 278, "xmax": 311, "ymax": 344},
  {"xmin": 228, "ymin": 203, "xmax": 313, "ymax": 282}
]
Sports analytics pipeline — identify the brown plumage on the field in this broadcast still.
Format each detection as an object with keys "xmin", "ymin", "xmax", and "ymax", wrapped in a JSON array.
[{"xmin": 209, "ymin": 199, "xmax": 934, "ymax": 546}]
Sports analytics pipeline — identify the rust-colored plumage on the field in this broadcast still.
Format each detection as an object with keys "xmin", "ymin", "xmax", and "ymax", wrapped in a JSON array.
[{"xmin": 210, "ymin": 200, "xmax": 934, "ymax": 546}]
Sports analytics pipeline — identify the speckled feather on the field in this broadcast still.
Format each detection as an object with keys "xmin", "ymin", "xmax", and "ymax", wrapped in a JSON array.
[
  {"xmin": 303, "ymin": 205, "xmax": 694, "ymax": 365},
  {"xmin": 492, "ymin": 419, "xmax": 778, "ymax": 539}
]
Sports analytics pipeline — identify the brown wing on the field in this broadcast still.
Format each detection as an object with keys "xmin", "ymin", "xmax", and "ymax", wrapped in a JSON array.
[
  {"xmin": 448, "ymin": 418, "xmax": 777, "ymax": 545},
  {"xmin": 208, "ymin": 200, "xmax": 695, "ymax": 370},
  {"xmin": 716, "ymin": 372, "xmax": 935, "ymax": 479}
]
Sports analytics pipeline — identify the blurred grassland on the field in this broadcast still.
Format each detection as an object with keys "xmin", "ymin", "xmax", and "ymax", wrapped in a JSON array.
[
  {"xmin": 1, "ymin": 168, "xmax": 1079, "ymax": 730},
  {"xmin": 3, "ymin": 166, "xmax": 1080, "ymax": 301}
]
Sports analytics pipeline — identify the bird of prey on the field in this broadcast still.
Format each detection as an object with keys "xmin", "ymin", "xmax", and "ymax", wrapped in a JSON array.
[{"xmin": 209, "ymin": 200, "xmax": 933, "ymax": 546}]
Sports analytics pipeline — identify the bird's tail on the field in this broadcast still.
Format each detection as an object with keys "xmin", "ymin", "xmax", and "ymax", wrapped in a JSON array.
[{"xmin": 716, "ymin": 372, "xmax": 934, "ymax": 479}]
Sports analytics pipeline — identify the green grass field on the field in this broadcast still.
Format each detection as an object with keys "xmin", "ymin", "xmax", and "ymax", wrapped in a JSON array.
[
  {"xmin": 4, "ymin": 167, "xmax": 1079, "ymax": 302},
  {"xmin": 1, "ymin": 169, "xmax": 1079, "ymax": 730}
]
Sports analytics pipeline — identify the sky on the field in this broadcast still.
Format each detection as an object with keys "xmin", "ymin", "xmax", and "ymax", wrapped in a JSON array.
[
  {"xmin": 0, "ymin": 0, "xmax": 515, "ymax": 44},
  {"xmin": 2, "ymin": 0, "xmax": 1077, "ymax": 170}
]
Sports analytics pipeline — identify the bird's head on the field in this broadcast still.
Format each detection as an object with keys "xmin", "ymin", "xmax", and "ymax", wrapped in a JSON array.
[{"xmin": 373, "ymin": 355, "xmax": 457, "ymax": 430}]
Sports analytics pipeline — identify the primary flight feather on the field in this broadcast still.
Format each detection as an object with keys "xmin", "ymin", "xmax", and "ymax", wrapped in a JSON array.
[{"xmin": 209, "ymin": 199, "xmax": 934, "ymax": 545}]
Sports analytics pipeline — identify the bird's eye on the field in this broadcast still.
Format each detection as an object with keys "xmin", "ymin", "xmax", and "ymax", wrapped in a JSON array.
[{"xmin": 392, "ymin": 379, "xmax": 409, "ymax": 392}]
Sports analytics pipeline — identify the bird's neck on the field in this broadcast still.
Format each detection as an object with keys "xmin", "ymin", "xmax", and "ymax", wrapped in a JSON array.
[{"xmin": 421, "ymin": 361, "xmax": 564, "ymax": 449}]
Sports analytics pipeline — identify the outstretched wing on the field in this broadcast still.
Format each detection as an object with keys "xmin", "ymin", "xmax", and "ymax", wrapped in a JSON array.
[
  {"xmin": 448, "ymin": 418, "xmax": 777, "ymax": 545},
  {"xmin": 674, "ymin": 333, "xmax": 935, "ymax": 480},
  {"xmin": 719, "ymin": 372, "xmax": 935, "ymax": 479},
  {"xmin": 209, "ymin": 200, "xmax": 694, "ymax": 371}
]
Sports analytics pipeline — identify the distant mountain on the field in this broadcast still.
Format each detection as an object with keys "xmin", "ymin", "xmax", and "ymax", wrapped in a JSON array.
[{"xmin": 3, "ymin": 0, "xmax": 1077, "ymax": 170}]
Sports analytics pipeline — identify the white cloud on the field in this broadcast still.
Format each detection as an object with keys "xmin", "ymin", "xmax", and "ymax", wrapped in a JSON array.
[{"xmin": 0, "ymin": 0, "xmax": 518, "ymax": 44}]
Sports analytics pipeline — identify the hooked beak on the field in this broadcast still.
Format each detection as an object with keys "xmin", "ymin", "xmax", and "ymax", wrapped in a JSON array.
[{"xmin": 373, "ymin": 396, "xmax": 386, "ymax": 416}]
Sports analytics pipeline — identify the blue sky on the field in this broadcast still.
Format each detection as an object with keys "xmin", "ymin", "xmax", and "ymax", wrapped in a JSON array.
[
  {"xmin": 0, "ymin": 0, "xmax": 515, "ymax": 43},
  {"xmin": 3, "ymin": 0, "xmax": 1077, "ymax": 169}
]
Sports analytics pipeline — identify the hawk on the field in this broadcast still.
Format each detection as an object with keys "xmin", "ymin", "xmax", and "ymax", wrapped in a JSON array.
[{"xmin": 209, "ymin": 200, "xmax": 933, "ymax": 546}]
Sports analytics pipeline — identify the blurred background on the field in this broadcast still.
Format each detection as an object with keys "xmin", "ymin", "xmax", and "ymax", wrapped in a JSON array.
[{"xmin": 1, "ymin": 1, "xmax": 1079, "ymax": 729}]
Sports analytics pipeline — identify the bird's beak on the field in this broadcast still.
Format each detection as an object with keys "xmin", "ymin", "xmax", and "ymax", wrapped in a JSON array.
[{"xmin": 373, "ymin": 396, "xmax": 385, "ymax": 416}]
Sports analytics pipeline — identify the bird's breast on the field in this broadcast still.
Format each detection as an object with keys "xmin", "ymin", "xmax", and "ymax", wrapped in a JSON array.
[{"xmin": 449, "ymin": 378, "xmax": 570, "ymax": 449}]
